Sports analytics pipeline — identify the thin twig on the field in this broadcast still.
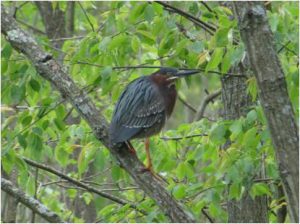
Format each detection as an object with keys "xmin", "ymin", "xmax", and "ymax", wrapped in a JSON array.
[
  {"xmin": 277, "ymin": 40, "xmax": 291, "ymax": 54},
  {"xmin": 23, "ymin": 157, "xmax": 147, "ymax": 216},
  {"xmin": 200, "ymin": 1, "xmax": 214, "ymax": 13},
  {"xmin": 194, "ymin": 89, "xmax": 221, "ymax": 121},
  {"xmin": 178, "ymin": 95, "xmax": 197, "ymax": 113},
  {"xmin": 16, "ymin": 19, "xmax": 46, "ymax": 35},
  {"xmin": 68, "ymin": 60, "xmax": 235, "ymax": 76},
  {"xmin": 160, "ymin": 134, "xmax": 208, "ymax": 141},
  {"xmin": 155, "ymin": 1, "xmax": 216, "ymax": 35},
  {"xmin": 49, "ymin": 35, "xmax": 86, "ymax": 42},
  {"xmin": 77, "ymin": 2, "xmax": 95, "ymax": 32},
  {"xmin": 201, "ymin": 208, "xmax": 214, "ymax": 223}
]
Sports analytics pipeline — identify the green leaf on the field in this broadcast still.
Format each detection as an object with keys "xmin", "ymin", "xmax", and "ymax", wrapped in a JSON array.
[
  {"xmin": 22, "ymin": 115, "xmax": 32, "ymax": 126},
  {"xmin": 206, "ymin": 48, "xmax": 223, "ymax": 72},
  {"xmin": 55, "ymin": 146, "xmax": 69, "ymax": 167},
  {"xmin": 247, "ymin": 77, "xmax": 258, "ymax": 101},
  {"xmin": 229, "ymin": 120, "xmax": 243, "ymax": 140},
  {"xmin": 10, "ymin": 84, "xmax": 26, "ymax": 104},
  {"xmin": 54, "ymin": 118, "xmax": 65, "ymax": 131},
  {"xmin": 99, "ymin": 37, "xmax": 111, "ymax": 51},
  {"xmin": 26, "ymin": 176, "xmax": 35, "ymax": 196},
  {"xmin": 78, "ymin": 143, "xmax": 96, "ymax": 175},
  {"xmin": 2, "ymin": 43, "xmax": 12, "ymax": 59},
  {"xmin": 173, "ymin": 184, "xmax": 186, "ymax": 199},
  {"xmin": 189, "ymin": 41, "xmax": 204, "ymax": 54},
  {"xmin": 82, "ymin": 192, "xmax": 93, "ymax": 205},
  {"xmin": 2, "ymin": 149, "xmax": 16, "ymax": 174},
  {"xmin": 29, "ymin": 79, "xmax": 41, "ymax": 92},
  {"xmin": 131, "ymin": 36, "xmax": 140, "ymax": 52},
  {"xmin": 136, "ymin": 30, "xmax": 156, "ymax": 42},
  {"xmin": 210, "ymin": 123, "xmax": 227, "ymax": 144},
  {"xmin": 242, "ymin": 127, "xmax": 259, "ymax": 149},
  {"xmin": 108, "ymin": 35, "xmax": 128, "ymax": 50},
  {"xmin": 176, "ymin": 162, "xmax": 194, "ymax": 180},
  {"xmin": 221, "ymin": 48, "xmax": 234, "ymax": 74},
  {"xmin": 229, "ymin": 183, "xmax": 242, "ymax": 199},
  {"xmin": 15, "ymin": 156, "xmax": 28, "ymax": 172},
  {"xmin": 250, "ymin": 183, "xmax": 271, "ymax": 198},
  {"xmin": 246, "ymin": 110, "xmax": 258, "ymax": 124},
  {"xmin": 129, "ymin": 3, "xmax": 147, "ymax": 22},
  {"xmin": 215, "ymin": 28, "xmax": 230, "ymax": 47},
  {"xmin": 144, "ymin": 4, "xmax": 155, "ymax": 22},
  {"xmin": 111, "ymin": 165, "xmax": 122, "ymax": 181},
  {"xmin": 67, "ymin": 189, "xmax": 77, "ymax": 199},
  {"xmin": 18, "ymin": 134, "xmax": 27, "ymax": 149},
  {"xmin": 100, "ymin": 66, "xmax": 113, "ymax": 79},
  {"xmin": 28, "ymin": 133, "xmax": 43, "ymax": 160}
]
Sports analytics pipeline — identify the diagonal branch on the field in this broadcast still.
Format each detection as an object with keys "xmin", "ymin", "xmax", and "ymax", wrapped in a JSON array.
[
  {"xmin": 1, "ymin": 6, "xmax": 195, "ymax": 223},
  {"xmin": 194, "ymin": 89, "xmax": 221, "ymax": 121},
  {"xmin": 155, "ymin": 1, "xmax": 216, "ymax": 35},
  {"xmin": 1, "ymin": 178, "xmax": 63, "ymax": 223},
  {"xmin": 22, "ymin": 157, "xmax": 147, "ymax": 215}
]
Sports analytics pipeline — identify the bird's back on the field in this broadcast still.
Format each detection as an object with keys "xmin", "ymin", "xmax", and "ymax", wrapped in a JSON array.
[{"xmin": 109, "ymin": 76, "xmax": 166, "ymax": 145}]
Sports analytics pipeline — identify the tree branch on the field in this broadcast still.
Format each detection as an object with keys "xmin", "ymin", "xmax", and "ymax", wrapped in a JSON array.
[
  {"xmin": 194, "ymin": 89, "xmax": 221, "ymax": 121},
  {"xmin": 1, "ymin": 178, "xmax": 63, "ymax": 223},
  {"xmin": 1, "ymin": 6, "xmax": 195, "ymax": 222},
  {"xmin": 22, "ymin": 157, "xmax": 147, "ymax": 216},
  {"xmin": 155, "ymin": 1, "xmax": 216, "ymax": 35},
  {"xmin": 77, "ymin": 2, "xmax": 95, "ymax": 32},
  {"xmin": 178, "ymin": 95, "xmax": 197, "ymax": 113},
  {"xmin": 160, "ymin": 134, "xmax": 208, "ymax": 141}
]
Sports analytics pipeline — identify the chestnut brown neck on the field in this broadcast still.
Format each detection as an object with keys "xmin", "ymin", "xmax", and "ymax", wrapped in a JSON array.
[{"xmin": 150, "ymin": 74, "xmax": 177, "ymax": 117}]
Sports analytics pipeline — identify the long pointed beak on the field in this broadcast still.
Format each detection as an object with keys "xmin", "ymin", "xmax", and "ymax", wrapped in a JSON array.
[
  {"xmin": 176, "ymin": 70, "xmax": 200, "ymax": 77},
  {"xmin": 167, "ymin": 70, "xmax": 200, "ymax": 81}
]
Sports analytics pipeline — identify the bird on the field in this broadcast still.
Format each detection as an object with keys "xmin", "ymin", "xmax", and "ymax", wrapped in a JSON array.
[{"xmin": 109, "ymin": 67, "xmax": 199, "ymax": 174}]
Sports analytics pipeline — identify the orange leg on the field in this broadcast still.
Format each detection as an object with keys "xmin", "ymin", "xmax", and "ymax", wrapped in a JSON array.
[
  {"xmin": 141, "ymin": 139, "xmax": 167, "ymax": 183},
  {"xmin": 125, "ymin": 141, "xmax": 136, "ymax": 154},
  {"xmin": 145, "ymin": 138, "xmax": 153, "ymax": 170}
]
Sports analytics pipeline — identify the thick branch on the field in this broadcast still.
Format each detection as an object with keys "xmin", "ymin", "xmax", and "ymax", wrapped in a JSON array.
[
  {"xmin": 1, "ymin": 6, "xmax": 195, "ymax": 222},
  {"xmin": 233, "ymin": 2, "xmax": 299, "ymax": 222},
  {"xmin": 1, "ymin": 178, "xmax": 63, "ymax": 223},
  {"xmin": 194, "ymin": 89, "xmax": 221, "ymax": 121}
]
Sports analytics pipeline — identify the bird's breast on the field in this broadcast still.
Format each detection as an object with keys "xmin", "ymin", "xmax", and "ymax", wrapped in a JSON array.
[{"xmin": 160, "ymin": 84, "xmax": 177, "ymax": 118}]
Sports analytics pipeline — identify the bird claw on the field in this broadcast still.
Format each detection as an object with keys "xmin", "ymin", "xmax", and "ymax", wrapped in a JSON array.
[{"xmin": 140, "ymin": 167, "xmax": 167, "ymax": 183}]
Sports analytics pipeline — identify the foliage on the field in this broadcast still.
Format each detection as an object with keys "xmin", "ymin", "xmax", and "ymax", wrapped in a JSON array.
[{"xmin": 1, "ymin": 1, "xmax": 298, "ymax": 223}]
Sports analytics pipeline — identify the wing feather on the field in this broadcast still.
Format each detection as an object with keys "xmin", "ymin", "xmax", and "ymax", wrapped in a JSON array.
[{"xmin": 110, "ymin": 76, "xmax": 165, "ymax": 143}]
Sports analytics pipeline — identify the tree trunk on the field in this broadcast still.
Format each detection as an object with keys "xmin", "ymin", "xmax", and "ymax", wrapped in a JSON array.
[
  {"xmin": 221, "ymin": 63, "xmax": 268, "ymax": 223},
  {"xmin": 233, "ymin": 2, "xmax": 299, "ymax": 222}
]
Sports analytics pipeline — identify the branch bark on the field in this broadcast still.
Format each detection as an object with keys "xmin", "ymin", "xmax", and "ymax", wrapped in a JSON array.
[
  {"xmin": 1, "ymin": 6, "xmax": 195, "ymax": 223},
  {"xmin": 1, "ymin": 178, "xmax": 63, "ymax": 223},
  {"xmin": 233, "ymin": 2, "xmax": 299, "ymax": 222}
]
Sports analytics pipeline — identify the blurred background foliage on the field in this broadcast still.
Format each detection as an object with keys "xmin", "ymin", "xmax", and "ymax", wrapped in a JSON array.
[{"xmin": 1, "ymin": 1, "xmax": 299, "ymax": 222}]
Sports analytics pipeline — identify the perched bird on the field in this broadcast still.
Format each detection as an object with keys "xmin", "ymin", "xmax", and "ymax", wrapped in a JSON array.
[{"xmin": 109, "ymin": 67, "xmax": 199, "ymax": 173}]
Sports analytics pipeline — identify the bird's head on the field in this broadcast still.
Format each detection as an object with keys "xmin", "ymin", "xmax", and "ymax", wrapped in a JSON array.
[{"xmin": 151, "ymin": 67, "xmax": 200, "ymax": 84}]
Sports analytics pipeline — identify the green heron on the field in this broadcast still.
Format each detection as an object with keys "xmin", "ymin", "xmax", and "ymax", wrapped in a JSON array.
[{"xmin": 109, "ymin": 67, "xmax": 199, "ymax": 173}]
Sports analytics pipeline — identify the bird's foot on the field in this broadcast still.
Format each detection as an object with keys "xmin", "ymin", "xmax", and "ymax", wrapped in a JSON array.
[
  {"xmin": 125, "ymin": 141, "xmax": 136, "ymax": 154},
  {"xmin": 140, "ymin": 166, "xmax": 167, "ymax": 183}
]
